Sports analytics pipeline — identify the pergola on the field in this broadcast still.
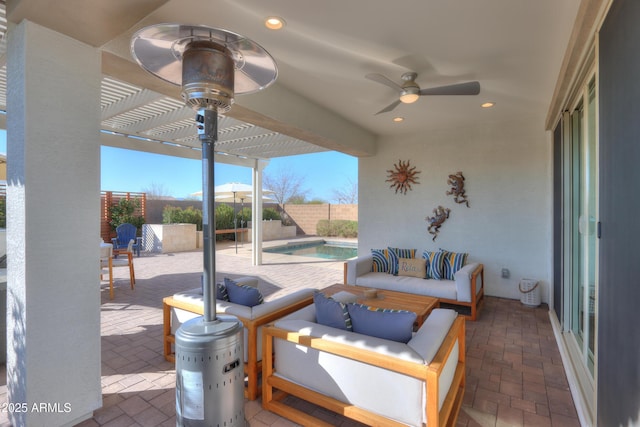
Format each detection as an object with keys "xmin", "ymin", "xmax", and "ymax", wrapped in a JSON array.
[{"xmin": 0, "ymin": 2, "xmax": 344, "ymax": 265}]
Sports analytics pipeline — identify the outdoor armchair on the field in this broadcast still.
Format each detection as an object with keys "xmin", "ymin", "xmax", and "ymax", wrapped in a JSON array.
[
  {"xmin": 100, "ymin": 239, "xmax": 135, "ymax": 299},
  {"xmin": 111, "ymin": 223, "xmax": 142, "ymax": 257}
]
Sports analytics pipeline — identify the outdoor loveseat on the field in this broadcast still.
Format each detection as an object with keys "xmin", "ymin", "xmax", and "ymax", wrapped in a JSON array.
[
  {"xmin": 262, "ymin": 292, "xmax": 466, "ymax": 426},
  {"xmin": 345, "ymin": 249, "xmax": 484, "ymax": 320}
]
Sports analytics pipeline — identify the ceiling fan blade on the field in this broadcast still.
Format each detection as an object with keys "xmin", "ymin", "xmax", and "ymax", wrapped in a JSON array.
[
  {"xmin": 375, "ymin": 99, "xmax": 401, "ymax": 115},
  {"xmin": 366, "ymin": 73, "xmax": 403, "ymax": 92},
  {"xmin": 419, "ymin": 81, "xmax": 480, "ymax": 96}
]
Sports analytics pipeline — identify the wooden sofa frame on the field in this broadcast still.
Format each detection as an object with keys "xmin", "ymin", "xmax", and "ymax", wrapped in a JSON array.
[
  {"xmin": 343, "ymin": 262, "xmax": 485, "ymax": 321},
  {"xmin": 162, "ymin": 294, "xmax": 313, "ymax": 400},
  {"xmin": 262, "ymin": 316, "xmax": 466, "ymax": 427}
]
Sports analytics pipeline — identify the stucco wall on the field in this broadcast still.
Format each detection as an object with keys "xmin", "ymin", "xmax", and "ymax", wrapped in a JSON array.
[
  {"xmin": 143, "ymin": 223, "xmax": 197, "ymax": 253},
  {"xmin": 359, "ymin": 118, "xmax": 551, "ymax": 302}
]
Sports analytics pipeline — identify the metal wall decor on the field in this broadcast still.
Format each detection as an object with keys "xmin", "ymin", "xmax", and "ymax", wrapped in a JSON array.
[
  {"xmin": 386, "ymin": 159, "xmax": 421, "ymax": 194},
  {"xmin": 426, "ymin": 205, "xmax": 450, "ymax": 241},
  {"xmin": 446, "ymin": 171, "xmax": 469, "ymax": 207}
]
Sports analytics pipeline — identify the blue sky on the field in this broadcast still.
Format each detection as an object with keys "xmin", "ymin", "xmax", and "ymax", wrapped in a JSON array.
[{"xmin": 0, "ymin": 130, "xmax": 358, "ymax": 202}]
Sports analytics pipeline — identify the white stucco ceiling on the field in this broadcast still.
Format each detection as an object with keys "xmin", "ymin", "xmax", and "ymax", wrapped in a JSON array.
[{"xmin": 0, "ymin": 0, "xmax": 582, "ymax": 161}]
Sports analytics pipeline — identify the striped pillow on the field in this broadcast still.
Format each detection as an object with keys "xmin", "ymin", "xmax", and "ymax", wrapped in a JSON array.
[
  {"xmin": 442, "ymin": 251, "xmax": 468, "ymax": 280},
  {"xmin": 216, "ymin": 282, "xmax": 230, "ymax": 302},
  {"xmin": 371, "ymin": 249, "xmax": 392, "ymax": 273},
  {"xmin": 387, "ymin": 247, "xmax": 416, "ymax": 275},
  {"xmin": 422, "ymin": 250, "xmax": 445, "ymax": 280}
]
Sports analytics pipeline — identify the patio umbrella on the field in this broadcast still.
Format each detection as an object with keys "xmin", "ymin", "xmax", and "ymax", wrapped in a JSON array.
[{"xmin": 213, "ymin": 183, "xmax": 275, "ymax": 253}]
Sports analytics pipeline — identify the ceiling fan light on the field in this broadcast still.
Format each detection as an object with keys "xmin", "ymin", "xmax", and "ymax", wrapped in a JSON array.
[{"xmin": 399, "ymin": 92, "xmax": 420, "ymax": 104}]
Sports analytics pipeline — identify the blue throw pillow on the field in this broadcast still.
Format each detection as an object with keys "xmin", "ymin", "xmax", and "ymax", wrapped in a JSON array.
[
  {"xmin": 440, "ymin": 250, "xmax": 468, "ymax": 280},
  {"xmin": 224, "ymin": 277, "xmax": 264, "ymax": 307},
  {"xmin": 346, "ymin": 303, "xmax": 416, "ymax": 343},
  {"xmin": 422, "ymin": 250, "xmax": 445, "ymax": 280},
  {"xmin": 387, "ymin": 247, "xmax": 416, "ymax": 275},
  {"xmin": 371, "ymin": 249, "xmax": 391, "ymax": 273},
  {"xmin": 314, "ymin": 292, "xmax": 353, "ymax": 331}
]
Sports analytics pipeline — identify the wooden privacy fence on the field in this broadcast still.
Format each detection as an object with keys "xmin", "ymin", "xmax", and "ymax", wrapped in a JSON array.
[{"xmin": 100, "ymin": 191, "xmax": 146, "ymax": 243}]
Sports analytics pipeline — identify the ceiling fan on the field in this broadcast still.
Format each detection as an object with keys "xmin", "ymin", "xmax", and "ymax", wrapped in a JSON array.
[{"xmin": 365, "ymin": 72, "xmax": 481, "ymax": 115}]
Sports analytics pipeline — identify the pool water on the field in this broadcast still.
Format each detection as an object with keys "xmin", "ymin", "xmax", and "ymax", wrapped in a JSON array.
[{"xmin": 264, "ymin": 240, "xmax": 357, "ymax": 260}]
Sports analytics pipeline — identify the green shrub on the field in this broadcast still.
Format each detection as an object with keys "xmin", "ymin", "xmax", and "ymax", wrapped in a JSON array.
[
  {"xmin": 316, "ymin": 219, "xmax": 358, "ymax": 238},
  {"xmin": 229, "ymin": 207, "xmax": 282, "ymax": 224},
  {"xmin": 263, "ymin": 207, "xmax": 281, "ymax": 221},
  {"xmin": 109, "ymin": 198, "xmax": 145, "ymax": 232},
  {"xmin": 237, "ymin": 207, "xmax": 251, "ymax": 226},
  {"xmin": 162, "ymin": 205, "xmax": 203, "ymax": 231},
  {"xmin": 162, "ymin": 205, "xmax": 181, "ymax": 224},
  {"xmin": 215, "ymin": 204, "xmax": 235, "ymax": 231}
]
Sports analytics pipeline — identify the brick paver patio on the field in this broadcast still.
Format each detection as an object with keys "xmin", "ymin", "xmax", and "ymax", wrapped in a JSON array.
[{"xmin": 0, "ymin": 239, "xmax": 579, "ymax": 426}]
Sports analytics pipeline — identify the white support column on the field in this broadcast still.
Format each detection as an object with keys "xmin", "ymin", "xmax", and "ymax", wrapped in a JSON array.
[
  {"xmin": 251, "ymin": 160, "xmax": 269, "ymax": 265},
  {"xmin": 6, "ymin": 21, "xmax": 102, "ymax": 426}
]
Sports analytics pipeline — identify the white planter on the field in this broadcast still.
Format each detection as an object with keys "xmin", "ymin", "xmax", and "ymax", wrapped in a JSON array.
[{"xmin": 142, "ymin": 223, "xmax": 197, "ymax": 253}]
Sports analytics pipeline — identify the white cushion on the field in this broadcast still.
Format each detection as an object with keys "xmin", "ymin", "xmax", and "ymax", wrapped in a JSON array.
[{"xmin": 354, "ymin": 273, "xmax": 458, "ymax": 300}]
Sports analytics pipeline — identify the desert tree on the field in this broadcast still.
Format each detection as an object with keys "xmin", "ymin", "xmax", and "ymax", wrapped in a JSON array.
[
  {"xmin": 263, "ymin": 167, "xmax": 309, "ymax": 225},
  {"xmin": 332, "ymin": 178, "xmax": 358, "ymax": 204},
  {"xmin": 263, "ymin": 168, "xmax": 309, "ymax": 204},
  {"xmin": 141, "ymin": 182, "xmax": 172, "ymax": 200}
]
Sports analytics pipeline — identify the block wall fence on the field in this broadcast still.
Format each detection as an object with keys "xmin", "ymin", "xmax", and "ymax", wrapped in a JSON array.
[
  {"xmin": 283, "ymin": 203, "xmax": 358, "ymax": 235},
  {"xmin": 101, "ymin": 193, "xmax": 358, "ymax": 240}
]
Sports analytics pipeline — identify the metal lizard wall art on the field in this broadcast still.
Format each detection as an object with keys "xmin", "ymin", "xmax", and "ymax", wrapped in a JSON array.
[
  {"xmin": 426, "ymin": 205, "xmax": 450, "ymax": 241},
  {"xmin": 446, "ymin": 171, "xmax": 469, "ymax": 207}
]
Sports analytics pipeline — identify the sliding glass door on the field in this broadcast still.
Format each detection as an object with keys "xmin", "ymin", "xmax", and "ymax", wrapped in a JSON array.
[{"xmin": 568, "ymin": 77, "xmax": 597, "ymax": 374}]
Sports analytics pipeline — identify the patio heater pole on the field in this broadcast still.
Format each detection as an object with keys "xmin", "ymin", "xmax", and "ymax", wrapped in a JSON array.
[{"xmin": 199, "ymin": 109, "xmax": 217, "ymax": 322}]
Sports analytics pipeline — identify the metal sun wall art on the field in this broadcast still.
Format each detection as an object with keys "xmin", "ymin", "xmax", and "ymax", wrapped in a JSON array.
[
  {"xmin": 386, "ymin": 159, "xmax": 421, "ymax": 194},
  {"xmin": 426, "ymin": 205, "xmax": 450, "ymax": 241},
  {"xmin": 446, "ymin": 171, "xmax": 469, "ymax": 207}
]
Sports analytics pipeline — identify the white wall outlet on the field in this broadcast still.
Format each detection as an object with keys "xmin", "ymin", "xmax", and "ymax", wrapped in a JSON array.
[{"xmin": 501, "ymin": 268, "xmax": 510, "ymax": 278}]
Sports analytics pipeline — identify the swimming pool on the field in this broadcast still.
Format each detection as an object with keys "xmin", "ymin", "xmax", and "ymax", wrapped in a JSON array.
[{"xmin": 264, "ymin": 240, "xmax": 358, "ymax": 260}]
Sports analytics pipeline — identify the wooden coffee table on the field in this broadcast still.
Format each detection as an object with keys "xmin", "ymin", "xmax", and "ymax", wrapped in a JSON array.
[{"xmin": 321, "ymin": 283, "xmax": 439, "ymax": 328}]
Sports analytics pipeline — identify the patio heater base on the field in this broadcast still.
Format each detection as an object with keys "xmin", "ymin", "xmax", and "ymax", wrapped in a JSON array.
[{"xmin": 175, "ymin": 315, "xmax": 246, "ymax": 426}]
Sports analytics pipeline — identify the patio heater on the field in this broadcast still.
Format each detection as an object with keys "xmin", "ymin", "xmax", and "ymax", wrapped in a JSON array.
[{"xmin": 131, "ymin": 24, "xmax": 277, "ymax": 426}]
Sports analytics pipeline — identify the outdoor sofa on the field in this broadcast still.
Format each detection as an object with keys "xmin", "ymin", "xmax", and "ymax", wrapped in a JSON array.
[
  {"xmin": 163, "ymin": 276, "xmax": 315, "ymax": 400},
  {"xmin": 345, "ymin": 249, "xmax": 484, "ymax": 320},
  {"xmin": 262, "ymin": 292, "xmax": 466, "ymax": 426}
]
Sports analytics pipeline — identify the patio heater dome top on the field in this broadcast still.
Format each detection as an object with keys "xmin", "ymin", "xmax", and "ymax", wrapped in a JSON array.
[{"xmin": 130, "ymin": 23, "xmax": 278, "ymax": 112}]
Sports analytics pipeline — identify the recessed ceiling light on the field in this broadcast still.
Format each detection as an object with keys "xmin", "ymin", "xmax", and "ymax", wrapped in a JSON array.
[
  {"xmin": 393, "ymin": 117, "xmax": 404, "ymax": 122},
  {"xmin": 481, "ymin": 102, "xmax": 495, "ymax": 108},
  {"xmin": 265, "ymin": 16, "xmax": 286, "ymax": 30}
]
